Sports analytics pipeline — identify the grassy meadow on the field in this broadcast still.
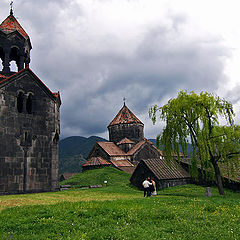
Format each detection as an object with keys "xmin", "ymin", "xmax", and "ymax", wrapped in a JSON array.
[{"xmin": 0, "ymin": 167, "xmax": 240, "ymax": 240}]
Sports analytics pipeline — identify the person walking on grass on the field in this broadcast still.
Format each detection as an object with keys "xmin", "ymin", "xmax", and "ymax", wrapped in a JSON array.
[{"xmin": 142, "ymin": 177, "xmax": 152, "ymax": 197}]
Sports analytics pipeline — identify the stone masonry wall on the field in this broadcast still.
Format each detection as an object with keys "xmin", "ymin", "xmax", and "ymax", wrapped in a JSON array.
[
  {"xmin": 108, "ymin": 123, "xmax": 144, "ymax": 144},
  {"xmin": 131, "ymin": 143, "xmax": 160, "ymax": 165},
  {"xmin": 0, "ymin": 71, "xmax": 60, "ymax": 194}
]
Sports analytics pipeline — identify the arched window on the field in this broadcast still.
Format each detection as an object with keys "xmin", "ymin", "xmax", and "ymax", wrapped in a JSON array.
[
  {"xmin": 26, "ymin": 93, "xmax": 33, "ymax": 114},
  {"xmin": 9, "ymin": 47, "xmax": 19, "ymax": 72},
  {"xmin": 17, "ymin": 92, "xmax": 24, "ymax": 113}
]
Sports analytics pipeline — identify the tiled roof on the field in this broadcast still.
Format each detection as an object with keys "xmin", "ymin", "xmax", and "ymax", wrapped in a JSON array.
[
  {"xmin": 117, "ymin": 137, "xmax": 134, "ymax": 145},
  {"xmin": 143, "ymin": 158, "xmax": 190, "ymax": 180},
  {"xmin": 97, "ymin": 142, "xmax": 127, "ymax": 156},
  {"xmin": 116, "ymin": 166, "xmax": 136, "ymax": 174},
  {"xmin": 110, "ymin": 159, "xmax": 134, "ymax": 167},
  {"xmin": 0, "ymin": 14, "xmax": 29, "ymax": 39},
  {"xmin": 145, "ymin": 139, "xmax": 164, "ymax": 156},
  {"xmin": 108, "ymin": 104, "xmax": 143, "ymax": 127},
  {"xmin": 82, "ymin": 157, "xmax": 111, "ymax": 167},
  {"xmin": 110, "ymin": 160, "xmax": 135, "ymax": 174},
  {"xmin": 0, "ymin": 74, "xmax": 7, "ymax": 81},
  {"xmin": 127, "ymin": 140, "xmax": 146, "ymax": 155},
  {"xmin": 0, "ymin": 67, "xmax": 60, "ymax": 100},
  {"xmin": 0, "ymin": 72, "xmax": 16, "ymax": 81}
]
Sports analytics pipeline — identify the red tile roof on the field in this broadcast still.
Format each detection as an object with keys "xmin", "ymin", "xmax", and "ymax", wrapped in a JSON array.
[
  {"xmin": 0, "ymin": 14, "xmax": 29, "ymax": 39},
  {"xmin": 97, "ymin": 142, "xmax": 127, "ymax": 156},
  {"xmin": 82, "ymin": 157, "xmax": 111, "ymax": 167},
  {"xmin": 0, "ymin": 74, "xmax": 7, "ymax": 81},
  {"xmin": 115, "ymin": 166, "xmax": 135, "ymax": 174},
  {"xmin": 143, "ymin": 158, "xmax": 190, "ymax": 180},
  {"xmin": 117, "ymin": 137, "xmax": 134, "ymax": 145},
  {"xmin": 108, "ymin": 104, "xmax": 143, "ymax": 127},
  {"xmin": 110, "ymin": 159, "xmax": 133, "ymax": 167},
  {"xmin": 0, "ymin": 67, "xmax": 60, "ymax": 101},
  {"xmin": 126, "ymin": 138, "xmax": 163, "ymax": 156},
  {"xmin": 127, "ymin": 139, "xmax": 146, "ymax": 155},
  {"xmin": 145, "ymin": 138, "xmax": 164, "ymax": 156},
  {"xmin": 110, "ymin": 160, "xmax": 135, "ymax": 174}
]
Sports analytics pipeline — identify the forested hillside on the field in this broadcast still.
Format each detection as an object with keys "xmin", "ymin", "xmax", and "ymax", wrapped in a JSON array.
[{"xmin": 59, "ymin": 136, "xmax": 107, "ymax": 174}]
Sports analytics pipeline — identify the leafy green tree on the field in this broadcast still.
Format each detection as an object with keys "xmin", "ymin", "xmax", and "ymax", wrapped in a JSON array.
[{"xmin": 150, "ymin": 91, "xmax": 240, "ymax": 195}]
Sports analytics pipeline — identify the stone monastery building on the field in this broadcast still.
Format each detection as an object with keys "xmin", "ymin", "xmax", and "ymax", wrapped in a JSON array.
[
  {"xmin": 83, "ymin": 103, "xmax": 164, "ymax": 173},
  {"xmin": 83, "ymin": 103, "xmax": 190, "ymax": 190},
  {"xmin": 0, "ymin": 10, "xmax": 61, "ymax": 194}
]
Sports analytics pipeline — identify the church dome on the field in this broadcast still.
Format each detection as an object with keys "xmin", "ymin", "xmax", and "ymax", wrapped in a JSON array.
[{"xmin": 108, "ymin": 104, "xmax": 144, "ymax": 144}]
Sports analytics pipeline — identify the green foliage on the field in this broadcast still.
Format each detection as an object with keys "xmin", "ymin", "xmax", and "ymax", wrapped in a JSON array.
[
  {"xmin": 150, "ymin": 91, "xmax": 240, "ymax": 194},
  {"xmin": 1, "ymin": 185, "xmax": 240, "ymax": 240}
]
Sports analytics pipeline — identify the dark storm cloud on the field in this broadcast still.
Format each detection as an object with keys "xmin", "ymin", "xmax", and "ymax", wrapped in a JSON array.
[{"xmin": 0, "ymin": 1, "xmax": 230, "ymax": 138}]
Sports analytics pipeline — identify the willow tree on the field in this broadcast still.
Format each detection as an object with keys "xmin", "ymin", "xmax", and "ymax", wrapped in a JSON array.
[{"xmin": 150, "ymin": 91, "xmax": 240, "ymax": 195}]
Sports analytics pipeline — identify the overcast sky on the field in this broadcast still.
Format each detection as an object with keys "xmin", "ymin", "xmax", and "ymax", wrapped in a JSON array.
[{"xmin": 1, "ymin": 0, "xmax": 240, "ymax": 140}]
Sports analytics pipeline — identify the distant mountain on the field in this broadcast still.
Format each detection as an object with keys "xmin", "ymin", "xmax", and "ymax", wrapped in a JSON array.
[
  {"xmin": 59, "ymin": 136, "xmax": 108, "ymax": 158},
  {"xmin": 59, "ymin": 136, "xmax": 108, "ymax": 175}
]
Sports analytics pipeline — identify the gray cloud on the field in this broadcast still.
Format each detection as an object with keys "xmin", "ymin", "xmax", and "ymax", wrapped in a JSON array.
[{"xmin": 0, "ymin": 1, "xmax": 231, "ymax": 139}]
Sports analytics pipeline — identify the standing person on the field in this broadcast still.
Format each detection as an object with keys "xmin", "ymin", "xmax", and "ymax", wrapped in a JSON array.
[
  {"xmin": 142, "ymin": 177, "xmax": 152, "ymax": 197},
  {"xmin": 151, "ymin": 179, "xmax": 157, "ymax": 196}
]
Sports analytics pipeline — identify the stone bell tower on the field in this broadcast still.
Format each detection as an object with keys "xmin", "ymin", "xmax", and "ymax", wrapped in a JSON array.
[
  {"xmin": 0, "ymin": 7, "xmax": 61, "ymax": 194},
  {"xmin": 0, "ymin": 7, "xmax": 31, "ymax": 73},
  {"xmin": 108, "ymin": 103, "xmax": 144, "ymax": 144}
]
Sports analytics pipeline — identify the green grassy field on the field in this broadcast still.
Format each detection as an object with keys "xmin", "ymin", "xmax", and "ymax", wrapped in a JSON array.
[{"xmin": 1, "ymin": 167, "xmax": 240, "ymax": 240}]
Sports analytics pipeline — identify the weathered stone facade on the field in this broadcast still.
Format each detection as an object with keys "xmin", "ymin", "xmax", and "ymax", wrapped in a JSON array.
[
  {"xmin": 108, "ymin": 123, "xmax": 144, "ymax": 145},
  {"xmin": 129, "ymin": 141, "xmax": 161, "ymax": 165},
  {"xmin": 108, "ymin": 104, "xmax": 144, "ymax": 144},
  {"xmin": 0, "ymin": 12, "xmax": 61, "ymax": 194},
  {"xmin": 85, "ymin": 104, "xmax": 162, "ymax": 173}
]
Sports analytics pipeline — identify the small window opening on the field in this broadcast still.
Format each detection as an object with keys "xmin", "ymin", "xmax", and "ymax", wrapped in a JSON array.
[
  {"xmin": 23, "ymin": 131, "xmax": 32, "ymax": 145},
  {"xmin": 17, "ymin": 92, "xmax": 24, "ymax": 113},
  {"xmin": 9, "ymin": 47, "xmax": 19, "ymax": 72},
  {"xmin": 24, "ymin": 132, "xmax": 28, "ymax": 142},
  {"xmin": 53, "ymin": 132, "xmax": 59, "ymax": 143},
  {"xmin": 26, "ymin": 93, "xmax": 33, "ymax": 114}
]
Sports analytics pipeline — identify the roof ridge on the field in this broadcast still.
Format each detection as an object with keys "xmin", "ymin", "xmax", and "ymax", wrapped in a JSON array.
[
  {"xmin": 0, "ymin": 14, "xmax": 29, "ymax": 38},
  {"xmin": 117, "ymin": 137, "xmax": 134, "ymax": 145},
  {"xmin": 108, "ymin": 105, "xmax": 143, "ymax": 127},
  {"xmin": 97, "ymin": 141, "xmax": 127, "ymax": 156},
  {"xmin": 0, "ymin": 67, "xmax": 59, "ymax": 100}
]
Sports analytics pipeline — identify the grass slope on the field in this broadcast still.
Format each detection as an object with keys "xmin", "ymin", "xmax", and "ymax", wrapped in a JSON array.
[
  {"xmin": 60, "ymin": 167, "xmax": 132, "ymax": 189},
  {"xmin": 1, "ymin": 167, "xmax": 240, "ymax": 240}
]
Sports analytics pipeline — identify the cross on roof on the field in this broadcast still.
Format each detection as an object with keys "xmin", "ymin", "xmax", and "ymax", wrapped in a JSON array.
[
  {"xmin": 123, "ymin": 97, "xmax": 126, "ymax": 106},
  {"xmin": 10, "ymin": 1, "xmax": 13, "ymax": 15}
]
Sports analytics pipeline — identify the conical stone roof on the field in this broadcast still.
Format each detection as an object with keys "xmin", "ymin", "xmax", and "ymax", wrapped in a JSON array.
[
  {"xmin": 0, "ymin": 14, "xmax": 29, "ymax": 39},
  {"xmin": 108, "ymin": 104, "xmax": 143, "ymax": 127}
]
